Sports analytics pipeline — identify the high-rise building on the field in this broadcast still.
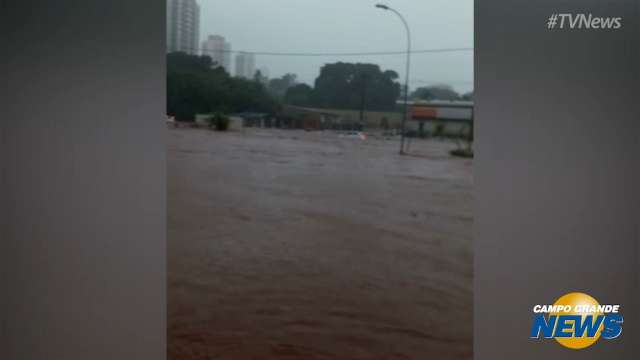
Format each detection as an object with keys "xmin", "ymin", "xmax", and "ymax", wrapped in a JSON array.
[
  {"xmin": 235, "ymin": 52, "xmax": 256, "ymax": 79},
  {"xmin": 166, "ymin": 0, "xmax": 200, "ymax": 55},
  {"xmin": 223, "ymin": 43, "xmax": 232, "ymax": 73},
  {"xmin": 201, "ymin": 35, "xmax": 231, "ymax": 72}
]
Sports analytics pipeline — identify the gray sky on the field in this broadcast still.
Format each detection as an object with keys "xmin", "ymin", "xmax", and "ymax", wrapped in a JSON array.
[{"xmin": 200, "ymin": 0, "xmax": 474, "ymax": 93}]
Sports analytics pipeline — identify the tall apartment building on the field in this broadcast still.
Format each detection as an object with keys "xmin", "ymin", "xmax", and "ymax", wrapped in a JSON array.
[
  {"xmin": 201, "ymin": 35, "xmax": 232, "ymax": 72},
  {"xmin": 166, "ymin": 0, "xmax": 200, "ymax": 54},
  {"xmin": 223, "ymin": 42, "xmax": 231, "ymax": 72},
  {"xmin": 235, "ymin": 52, "xmax": 256, "ymax": 79}
]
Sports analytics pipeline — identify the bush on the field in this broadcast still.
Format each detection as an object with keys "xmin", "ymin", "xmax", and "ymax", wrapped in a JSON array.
[
  {"xmin": 206, "ymin": 112, "xmax": 230, "ymax": 131},
  {"xmin": 450, "ymin": 148, "xmax": 474, "ymax": 158}
]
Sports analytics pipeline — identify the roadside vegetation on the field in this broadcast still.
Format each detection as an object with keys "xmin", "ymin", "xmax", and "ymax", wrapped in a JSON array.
[{"xmin": 167, "ymin": 52, "xmax": 434, "ymax": 121}]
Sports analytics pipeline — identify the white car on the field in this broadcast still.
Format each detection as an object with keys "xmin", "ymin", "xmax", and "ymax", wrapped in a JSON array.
[{"xmin": 339, "ymin": 131, "xmax": 367, "ymax": 140}]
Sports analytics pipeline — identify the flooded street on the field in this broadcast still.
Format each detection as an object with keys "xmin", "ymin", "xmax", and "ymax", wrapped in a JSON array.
[{"xmin": 168, "ymin": 128, "xmax": 473, "ymax": 359}]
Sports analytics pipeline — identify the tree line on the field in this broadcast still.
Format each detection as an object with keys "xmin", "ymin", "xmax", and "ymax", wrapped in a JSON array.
[
  {"xmin": 410, "ymin": 84, "xmax": 473, "ymax": 102},
  {"xmin": 167, "ymin": 52, "xmax": 471, "ymax": 121},
  {"xmin": 167, "ymin": 52, "xmax": 279, "ymax": 121}
]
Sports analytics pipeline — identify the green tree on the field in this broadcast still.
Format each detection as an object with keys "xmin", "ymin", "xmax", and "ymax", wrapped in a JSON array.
[
  {"xmin": 411, "ymin": 84, "xmax": 460, "ymax": 101},
  {"xmin": 267, "ymin": 73, "xmax": 297, "ymax": 99},
  {"xmin": 311, "ymin": 62, "xmax": 400, "ymax": 111},
  {"xmin": 167, "ymin": 52, "xmax": 278, "ymax": 121},
  {"xmin": 284, "ymin": 84, "xmax": 313, "ymax": 107},
  {"xmin": 253, "ymin": 70, "xmax": 269, "ymax": 85}
]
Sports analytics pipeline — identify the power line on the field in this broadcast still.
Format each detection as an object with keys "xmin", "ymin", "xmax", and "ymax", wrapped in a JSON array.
[
  {"xmin": 412, "ymin": 80, "xmax": 474, "ymax": 85},
  {"xmin": 175, "ymin": 46, "xmax": 473, "ymax": 57},
  {"xmin": 170, "ymin": 46, "xmax": 474, "ymax": 87}
]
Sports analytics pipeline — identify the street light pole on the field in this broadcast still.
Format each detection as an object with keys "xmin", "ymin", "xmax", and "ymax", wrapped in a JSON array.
[{"xmin": 376, "ymin": 4, "xmax": 411, "ymax": 155}]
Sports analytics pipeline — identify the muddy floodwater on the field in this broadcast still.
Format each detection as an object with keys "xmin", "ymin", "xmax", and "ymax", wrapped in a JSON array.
[{"xmin": 168, "ymin": 128, "xmax": 473, "ymax": 359}]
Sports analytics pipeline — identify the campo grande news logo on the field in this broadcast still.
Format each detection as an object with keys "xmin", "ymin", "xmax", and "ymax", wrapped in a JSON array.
[{"xmin": 530, "ymin": 292, "xmax": 623, "ymax": 349}]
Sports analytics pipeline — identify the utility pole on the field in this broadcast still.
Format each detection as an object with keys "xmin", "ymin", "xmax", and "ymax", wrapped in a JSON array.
[
  {"xmin": 376, "ymin": 4, "xmax": 411, "ymax": 154},
  {"xmin": 359, "ymin": 73, "xmax": 367, "ymax": 131}
]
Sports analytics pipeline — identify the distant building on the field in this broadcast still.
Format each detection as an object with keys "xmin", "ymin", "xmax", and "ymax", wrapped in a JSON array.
[
  {"xmin": 166, "ymin": 0, "xmax": 200, "ymax": 55},
  {"xmin": 223, "ymin": 42, "xmax": 232, "ymax": 72},
  {"xmin": 235, "ymin": 52, "xmax": 256, "ymax": 79},
  {"xmin": 201, "ymin": 35, "xmax": 231, "ymax": 72}
]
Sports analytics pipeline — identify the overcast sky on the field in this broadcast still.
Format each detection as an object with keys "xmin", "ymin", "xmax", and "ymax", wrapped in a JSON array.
[{"xmin": 200, "ymin": 0, "xmax": 473, "ymax": 93}]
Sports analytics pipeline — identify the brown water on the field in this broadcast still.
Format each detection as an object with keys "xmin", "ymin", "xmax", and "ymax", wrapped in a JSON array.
[{"xmin": 168, "ymin": 128, "xmax": 473, "ymax": 359}]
